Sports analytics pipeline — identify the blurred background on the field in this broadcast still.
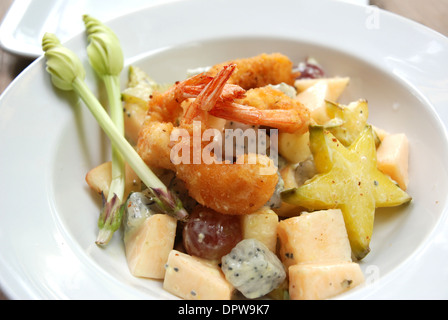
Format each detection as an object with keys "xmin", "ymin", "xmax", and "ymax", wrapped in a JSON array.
[
  {"xmin": 1, "ymin": 0, "xmax": 448, "ymax": 96},
  {"xmin": 0, "ymin": 0, "xmax": 447, "ymax": 300}
]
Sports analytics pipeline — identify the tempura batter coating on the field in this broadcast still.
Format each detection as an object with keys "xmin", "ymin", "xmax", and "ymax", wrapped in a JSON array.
[
  {"xmin": 138, "ymin": 121, "xmax": 176, "ymax": 171},
  {"xmin": 236, "ymin": 86, "xmax": 310, "ymax": 134},
  {"xmin": 175, "ymin": 154, "xmax": 278, "ymax": 215},
  {"xmin": 239, "ymin": 86, "xmax": 303, "ymax": 111},
  {"xmin": 206, "ymin": 53, "xmax": 298, "ymax": 90}
]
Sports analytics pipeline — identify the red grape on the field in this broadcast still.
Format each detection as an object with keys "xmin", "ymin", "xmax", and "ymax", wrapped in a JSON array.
[
  {"xmin": 183, "ymin": 206, "xmax": 242, "ymax": 260},
  {"xmin": 296, "ymin": 59, "xmax": 325, "ymax": 79}
]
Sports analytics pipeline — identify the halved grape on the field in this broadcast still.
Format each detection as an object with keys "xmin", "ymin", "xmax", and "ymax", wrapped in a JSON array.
[
  {"xmin": 182, "ymin": 206, "xmax": 242, "ymax": 260},
  {"xmin": 296, "ymin": 58, "xmax": 325, "ymax": 79}
]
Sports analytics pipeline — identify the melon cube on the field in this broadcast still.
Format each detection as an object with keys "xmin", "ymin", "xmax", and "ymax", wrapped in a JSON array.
[
  {"xmin": 85, "ymin": 161, "xmax": 141, "ymax": 200},
  {"xmin": 241, "ymin": 207, "xmax": 279, "ymax": 252},
  {"xmin": 294, "ymin": 77, "xmax": 350, "ymax": 102},
  {"xmin": 124, "ymin": 214, "xmax": 177, "ymax": 279},
  {"xmin": 163, "ymin": 250, "xmax": 234, "ymax": 300},
  {"xmin": 295, "ymin": 81, "xmax": 331, "ymax": 125},
  {"xmin": 289, "ymin": 262, "xmax": 365, "ymax": 300},
  {"xmin": 277, "ymin": 209, "xmax": 352, "ymax": 269},
  {"xmin": 376, "ymin": 133, "xmax": 409, "ymax": 191}
]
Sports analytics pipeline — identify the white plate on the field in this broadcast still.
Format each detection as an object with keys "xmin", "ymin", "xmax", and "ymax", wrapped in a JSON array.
[
  {"xmin": 0, "ymin": 0, "xmax": 369, "ymax": 58},
  {"xmin": 1, "ymin": 0, "xmax": 448, "ymax": 300}
]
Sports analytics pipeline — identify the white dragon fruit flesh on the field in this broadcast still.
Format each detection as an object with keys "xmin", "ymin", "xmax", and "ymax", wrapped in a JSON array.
[{"xmin": 221, "ymin": 239, "xmax": 286, "ymax": 299}]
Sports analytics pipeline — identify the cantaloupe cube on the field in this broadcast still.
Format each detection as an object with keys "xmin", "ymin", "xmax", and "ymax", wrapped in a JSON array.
[
  {"xmin": 124, "ymin": 214, "xmax": 177, "ymax": 279},
  {"xmin": 295, "ymin": 81, "xmax": 331, "ymax": 125},
  {"xmin": 163, "ymin": 250, "xmax": 234, "ymax": 300},
  {"xmin": 85, "ymin": 161, "xmax": 141, "ymax": 200},
  {"xmin": 376, "ymin": 133, "xmax": 409, "ymax": 191},
  {"xmin": 277, "ymin": 209, "xmax": 352, "ymax": 269},
  {"xmin": 294, "ymin": 77, "xmax": 350, "ymax": 102},
  {"xmin": 289, "ymin": 262, "xmax": 365, "ymax": 300},
  {"xmin": 241, "ymin": 207, "xmax": 279, "ymax": 252}
]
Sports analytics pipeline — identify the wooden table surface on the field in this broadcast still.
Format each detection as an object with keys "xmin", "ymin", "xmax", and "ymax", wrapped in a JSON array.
[{"xmin": 0, "ymin": 0, "xmax": 447, "ymax": 300}]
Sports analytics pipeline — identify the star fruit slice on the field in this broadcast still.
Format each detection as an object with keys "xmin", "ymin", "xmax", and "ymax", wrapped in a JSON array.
[
  {"xmin": 281, "ymin": 125, "xmax": 412, "ymax": 260},
  {"xmin": 324, "ymin": 99, "xmax": 369, "ymax": 147}
]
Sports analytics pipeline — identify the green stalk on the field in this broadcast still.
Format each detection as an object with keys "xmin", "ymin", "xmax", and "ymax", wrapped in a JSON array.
[
  {"xmin": 103, "ymin": 75, "xmax": 125, "ymax": 206},
  {"xmin": 95, "ymin": 80, "xmax": 125, "ymax": 245},
  {"xmin": 72, "ymin": 77, "xmax": 168, "ymax": 191},
  {"xmin": 42, "ymin": 33, "xmax": 188, "ymax": 233},
  {"xmin": 73, "ymin": 77, "xmax": 186, "ymax": 218},
  {"xmin": 83, "ymin": 15, "xmax": 126, "ymax": 245}
]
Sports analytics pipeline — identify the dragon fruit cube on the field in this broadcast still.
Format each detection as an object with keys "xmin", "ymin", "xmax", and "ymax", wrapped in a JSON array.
[{"xmin": 221, "ymin": 239, "xmax": 286, "ymax": 299}]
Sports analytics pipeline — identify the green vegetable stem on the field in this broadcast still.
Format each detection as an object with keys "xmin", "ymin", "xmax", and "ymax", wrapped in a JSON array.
[
  {"xmin": 83, "ymin": 15, "xmax": 126, "ymax": 245},
  {"xmin": 42, "ymin": 31, "xmax": 189, "ymax": 244}
]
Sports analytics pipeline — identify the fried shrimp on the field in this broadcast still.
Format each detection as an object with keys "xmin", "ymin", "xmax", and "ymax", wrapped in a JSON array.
[
  {"xmin": 182, "ymin": 64, "xmax": 246, "ymax": 125},
  {"xmin": 209, "ymin": 86, "xmax": 310, "ymax": 134},
  {"xmin": 138, "ymin": 66, "xmax": 238, "ymax": 171},
  {"xmin": 145, "ymin": 72, "xmax": 212, "ymax": 123},
  {"xmin": 181, "ymin": 65, "xmax": 309, "ymax": 133},
  {"xmin": 138, "ymin": 64, "xmax": 284, "ymax": 215},
  {"xmin": 138, "ymin": 121, "xmax": 176, "ymax": 171},
  {"xmin": 138, "ymin": 121, "xmax": 279, "ymax": 216},
  {"xmin": 206, "ymin": 53, "xmax": 298, "ymax": 90},
  {"xmin": 176, "ymin": 154, "xmax": 278, "ymax": 215}
]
